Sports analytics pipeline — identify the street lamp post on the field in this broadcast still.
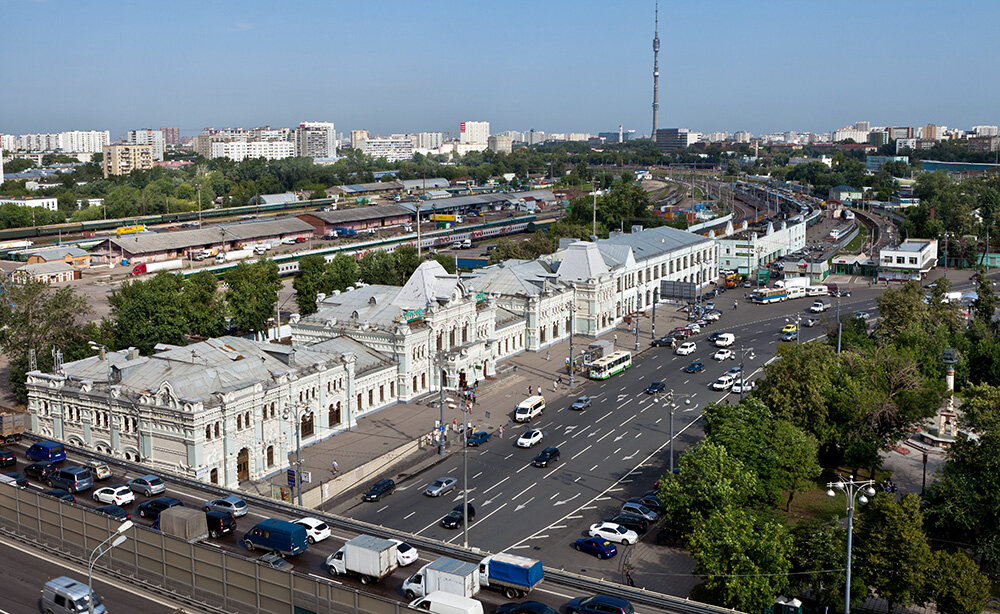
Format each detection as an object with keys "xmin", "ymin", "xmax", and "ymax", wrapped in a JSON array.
[
  {"xmin": 88, "ymin": 520, "xmax": 133, "ymax": 614},
  {"xmin": 651, "ymin": 288, "xmax": 658, "ymax": 341},
  {"xmin": 565, "ymin": 303, "xmax": 577, "ymax": 388},
  {"xmin": 462, "ymin": 402, "xmax": 469, "ymax": 548},
  {"xmin": 633, "ymin": 309, "xmax": 640, "ymax": 352},
  {"xmin": 738, "ymin": 346, "xmax": 756, "ymax": 401},
  {"xmin": 826, "ymin": 475, "xmax": 876, "ymax": 614},
  {"xmin": 663, "ymin": 391, "xmax": 693, "ymax": 474},
  {"xmin": 282, "ymin": 403, "xmax": 308, "ymax": 506}
]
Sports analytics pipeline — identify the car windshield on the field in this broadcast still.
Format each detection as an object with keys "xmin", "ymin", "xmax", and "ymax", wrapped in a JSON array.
[
  {"xmin": 447, "ymin": 511, "xmax": 462, "ymax": 519},
  {"xmin": 397, "ymin": 542, "xmax": 413, "ymax": 553},
  {"xmin": 433, "ymin": 479, "xmax": 447, "ymax": 487}
]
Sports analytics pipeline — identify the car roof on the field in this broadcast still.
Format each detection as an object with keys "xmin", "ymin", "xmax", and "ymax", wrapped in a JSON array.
[{"xmin": 216, "ymin": 495, "xmax": 244, "ymax": 504}]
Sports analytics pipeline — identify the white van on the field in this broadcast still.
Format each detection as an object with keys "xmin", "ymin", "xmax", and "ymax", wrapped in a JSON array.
[
  {"xmin": 514, "ymin": 396, "xmax": 545, "ymax": 422},
  {"xmin": 409, "ymin": 591, "xmax": 484, "ymax": 614}
]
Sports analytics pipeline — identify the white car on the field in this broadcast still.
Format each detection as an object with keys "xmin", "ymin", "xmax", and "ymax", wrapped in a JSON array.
[
  {"xmin": 712, "ymin": 349, "xmax": 734, "ymax": 361},
  {"xmin": 588, "ymin": 521, "xmax": 639, "ymax": 546},
  {"xmin": 726, "ymin": 367, "xmax": 743, "ymax": 378},
  {"xmin": 714, "ymin": 333, "xmax": 735, "ymax": 347},
  {"xmin": 712, "ymin": 375, "xmax": 735, "ymax": 391},
  {"xmin": 92, "ymin": 485, "xmax": 134, "ymax": 506},
  {"xmin": 703, "ymin": 311, "xmax": 721, "ymax": 322},
  {"xmin": 389, "ymin": 538, "xmax": 419, "ymax": 566},
  {"xmin": 732, "ymin": 379, "xmax": 755, "ymax": 394},
  {"xmin": 675, "ymin": 342, "xmax": 696, "ymax": 356},
  {"xmin": 293, "ymin": 517, "xmax": 331, "ymax": 544},
  {"xmin": 687, "ymin": 323, "xmax": 701, "ymax": 333},
  {"xmin": 517, "ymin": 429, "xmax": 544, "ymax": 448}
]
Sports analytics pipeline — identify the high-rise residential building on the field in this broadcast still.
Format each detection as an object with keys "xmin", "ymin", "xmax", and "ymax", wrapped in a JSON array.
[
  {"xmin": 0, "ymin": 154, "xmax": 4, "ymax": 185},
  {"xmin": 734, "ymin": 131, "xmax": 752, "ymax": 143},
  {"xmin": 973, "ymin": 125, "xmax": 999, "ymax": 137},
  {"xmin": 498, "ymin": 130, "xmax": 525, "ymax": 143},
  {"xmin": 459, "ymin": 121, "xmax": 490, "ymax": 145},
  {"xmin": 127, "ymin": 129, "xmax": 165, "ymax": 161},
  {"xmin": 208, "ymin": 140, "xmax": 296, "ymax": 162},
  {"xmin": 833, "ymin": 127, "xmax": 869, "ymax": 143},
  {"xmin": 527, "ymin": 130, "xmax": 546, "ymax": 145},
  {"xmin": 1, "ymin": 133, "xmax": 14, "ymax": 151},
  {"xmin": 296, "ymin": 121, "xmax": 337, "ymax": 158},
  {"xmin": 350, "ymin": 130, "xmax": 369, "ymax": 150},
  {"xmin": 10, "ymin": 130, "xmax": 109, "ymax": 153},
  {"xmin": 487, "ymin": 135, "xmax": 513, "ymax": 154},
  {"xmin": 160, "ymin": 127, "xmax": 180, "ymax": 145},
  {"xmin": 868, "ymin": 131, "xmax": 889, "ymax": 147},
  {"xmin": 360, "ymin": 135, "xmax": 413, "ymax": 162},
  {"xmin": 853, "ymin": 121, "xmax": 870, "ymax": 132},
  {"xmin": 409, "ymin": 132, "xmax": 443, "ymax": 150},
  {"xmin": 102, "ymin": 143, "xmax": 153, "ymax": 177},
  {"xmin": 888, "ymin": 127, "xmax": 915, "ymax": 140},
  {"xmin": 655, "ymin": 128, "xmax": 699, "ymax": 150},
  {"xmin": 922, "ymin": 124, "xmax": 943, "ymax": 140}
]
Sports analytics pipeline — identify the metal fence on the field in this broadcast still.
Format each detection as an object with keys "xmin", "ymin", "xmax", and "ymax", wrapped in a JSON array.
[{"xmin": 0, "ymin": 484, "xmax": 407, "ymax": 614}]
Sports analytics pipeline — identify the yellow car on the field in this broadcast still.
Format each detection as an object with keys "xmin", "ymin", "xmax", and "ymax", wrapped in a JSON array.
[{"xmin": 781, "ymin": 324, "xmax": 797, "ymax": 334}]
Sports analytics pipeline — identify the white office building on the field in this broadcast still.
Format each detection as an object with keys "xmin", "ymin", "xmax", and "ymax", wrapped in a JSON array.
[
  {"xmin": 209, "ymin": 140, "xmax": 296, "ymax": 162},
  {"xmin": 460, "ymin": 121, "xmax": 490, "ymax": 145},
  {"xmin": 361, "ymin": 135, "xmax": 414, "ymax": 162},
  {"xmin": 878, "ymin": 239, "xmax": 938, "ymax": 281},
  {"xmin": 409, "ymin": 132, "xmax": 443, "ymax": 150},
  {"xmin": 127, "ymin": 129, "xmax": 165, "ymax": 161},
  {"xmin": 717, "ymin": 219, "xmax": 807, "ymax": 275},
  {"xmin": 296, "ymin": 122, "xmax": 337, "ymax": 158}
]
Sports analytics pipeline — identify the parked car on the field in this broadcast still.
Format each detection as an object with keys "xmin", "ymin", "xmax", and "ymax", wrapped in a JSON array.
[
  {"xmin": 570, "ymin": 396, "xmax": 592, "ymax": 410},
  {"xmin": 628, "ymin": 495, "xmax": 665, "ymax": 514},
  {"xmin": 607, "ymin": 513, "xmax": 649, "ymax": 534},
  {"xmin": 731, "ymin": 379, "xmax": 756, "ymax": 394},
  {"xmin": 712, "ymin": 375, "xmax": 736, "ymax": 391},
  {"xmin": 572, "ymin": 537, "xmax": 617, "ymax": 559},
  {"xmin": 424, "ymin": 477, "xmax": 458, "ymax": 497},
  {"xmin": 588, "ymin": 521, "xmax": 638, "ymax": 545},
  {"xmin": 24, "ymin": 462, "xmax": 56, "ymax": 482},
  {"xmin": 137, "ymin": 496, "xmax": 183, "ymax": 520},
  {"xmin": 467, "ymin": 431, "xmax": 491, "ymax": 446},
  {"xmin": 204, "ymin": 496, "xmax": 249, "ymax": 518},
  {"xmin": 516, "ymin": 429, "xmax": 544, "ymax": 448},
  {"xmin": 620, "ymin": 502, "xmax": 658, "ymax": 522},
  {"xmin": 532, "ymin": 447, "xmax": 560, "ymax": 467},
  {"xmin": 363, "ymin": 479, "xmax": 396, "ymax": 502},
  {"xmin": 45, "ymin": 489, "xmax": 75, "ymax": 502},
  {"xmin": 388, "ymin": 538, "xmax": 419, "ymax": 566},
  {"xmin": 675, "ymin": 342, "xmax": 696, "ymax": 356},
  {"xmin": 127, "ymin": 475, "xmax": 166, "ymax": 497},
  {"xmin": 683, "ymin": 361, "xmax": 705, "ymax": 374},
  {"xmin": 440, "ymin": 503, "xmax": 475, "ymax": 529},
  {"xmin": 92, "ymin": 485, "xmax": 135, "ymax": 506},
  {"xmin": 645, "ymin": 381, "xmax": 666, "ymax": 394},
  {"xmin": 687, "ymin": 322, "xmax": 702, "ymax": 333},
  {"xmin": 650, "ymin": 335, "xmax": 674, "ymax": 347},
  {"xmin": 566, "ymin": 595, "xmax": 634, "ymax": 614}
]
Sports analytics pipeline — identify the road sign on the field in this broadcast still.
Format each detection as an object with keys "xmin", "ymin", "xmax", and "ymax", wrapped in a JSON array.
[
  {"xmin": 301, "ymin": 471, "xmax": 312, "ymax": 484},
  {"xmin": 287, "ymin": 469, "xmax": 296, "ymax": 487}
]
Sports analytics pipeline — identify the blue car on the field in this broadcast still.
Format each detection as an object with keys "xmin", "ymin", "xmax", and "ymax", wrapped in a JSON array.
[
  {"xmin": 683, "ymin": 361, "xmax": 705, "ymax": 374},
  {"xmin": 573, "ymin": 537, "xmax": 617, "ymax": 559},
  {"xmin": 645, "ymin": 381, "xmax": 666, "ymax": 394},
  {"xmin": 467, "ymin": 431, "xmax": 491, "ymax": 446}
]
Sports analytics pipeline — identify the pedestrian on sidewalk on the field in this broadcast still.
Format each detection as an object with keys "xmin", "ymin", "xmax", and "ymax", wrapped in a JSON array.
[
  {"xmin": 546, "ymin": 350, "xmax": 550, "ymax": 361},
  {"xmin": 528, "ymin": 385, "xmax": 533, "ymax": 395},
  {"xmin": 614, "ymin": 333, "xmax": 618, "ymax": 345},
  {"xmin": 331, "ymin": 460, "xmax": 339, "ymax": 473},
  {"xmin": 553, "ymin": 380, "xmax": 558, "ymax": 391},
  {"xmin": 472, "ymin": 391, "xmax": 477, "ymax": 405},
  {"xmin": 499, "ymin": 425, "xmax": 504, "ymax": 438}
]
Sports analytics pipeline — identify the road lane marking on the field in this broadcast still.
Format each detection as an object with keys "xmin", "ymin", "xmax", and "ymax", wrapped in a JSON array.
[
  {"xmin": 504, "ymin": 453, "xmax": 513, "ymax": 460},
  {"xmin": 595, "ymin": 411, "xmax": 614, "ymax": 423},
  {"xmin": 482, "ymin": 476, "xmax": 510, "ymax": 494},
  {"xmin": 510, "ymin": 482, "xmax": 536, "ymax": 501},
  {"xmin": 590, "ymin": 464, "xmax": 599, "ymax": 471},
  {"xmin": 571, "ymin": 445, "xmax": 592, "ymax": 460},
  {"xmin": 404, "ymin": 511, "xmax": 415, "ymax": 519},
  {"xmin": 595, "ymin": 430, "xmax": 615, "ymax": 444},
  {"xmin": 619, "ymin": 414, "xmax": 637, "ymax": 427},
  {"xmin": 472, "ymin": 471, "xmax": 482, "ymax": 479},
  {"xmin": 377, "ymin": 505, "xmax": 388, "ymax": 513}
]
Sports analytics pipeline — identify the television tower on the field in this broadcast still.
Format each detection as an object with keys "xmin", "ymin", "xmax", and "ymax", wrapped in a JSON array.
[{"xmin": 651, "ymin": 1, "xmax": 660, "ymax": 139}]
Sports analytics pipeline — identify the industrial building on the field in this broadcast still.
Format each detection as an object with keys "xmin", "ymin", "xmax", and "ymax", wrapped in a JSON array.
[{"xmin": 297, "ymin": 205, "xmax": 414, "ymax": 235}]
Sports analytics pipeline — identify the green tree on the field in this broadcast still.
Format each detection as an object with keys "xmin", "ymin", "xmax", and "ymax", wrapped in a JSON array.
[
  {"xmin": 855, "ymin": 494, "xmax": 933, "ymax": 613},
  {"xmin": 394, "ymin": 245, "xmax": 421, "ymax": 284},
  {"xmin": 293, "ymin": 254, "xmax": 327, "ymax": 315},
  {"xmin": 183, "ymin": 272, "xmax": 227, "ymax": 338},
  {"xmin": 755, "ymin": 343, "xmax": 840, "ymax": 446},
  {"xmin": 790, "ymin": 520, "xmax": 852, "ymax": 610},
  {"xmin": 658, "ymin": 441, "xmax": 759, "ymax": 528},
  {"xmin": 771, "ymin": 420, "xmax": 822, "ymax": 511},
  {"xmin": 357, "ymin": 249, "xmax": 397, "ymax": 285},
  {"xmin": 327, "ymin": 253, "xmax": 359, "ymax": 291},
  {"xmin": 225, "ymin": 259, "xmax": 281, "ymax": 334},
  {"xmin": 930, "ymin": 550, "xmax": 990, "ymax": 614},
  {"xmin": 688, "ymin": 507, "xmax": 793, "ymax": 612},
  {"xmin": 488, "ymin": 238, "xmax": 527, "ymax": 264},
  {"xmin": 971, "ymin": 271, "xmax": 997, "ymax": 326},
  {"xmin": 433, "ymin": 253, "xmax": 457, "ymax": 274},
  {"xmin": 0, "ymin": 280, "xmax": 93, "ymax": 403},
  {"xmin": 109, "ymin": 272, "xmax": 189, "ymax": 354}
]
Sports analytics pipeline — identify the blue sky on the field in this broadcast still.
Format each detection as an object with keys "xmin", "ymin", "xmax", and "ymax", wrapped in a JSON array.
[{"xmin": 2, "ymin": 0, "xmax": 998, "ymax": 138}]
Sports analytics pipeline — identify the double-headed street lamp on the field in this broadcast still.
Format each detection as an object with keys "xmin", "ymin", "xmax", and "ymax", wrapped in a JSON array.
[
  {"xmin": 785, "ymin": 313, "xmax": 803, "ymax": 344},
  {"xmin": 826, "ymin": 475, "xmax": 876, "ymax": 614},
  {"xmin": 282, "ymin": 402, "xmax": 310, "ymax": 506},
  {"xmin": 737, "ymin": 346, "xmax": 756, "ymax": 401},
  {"xmin": 661, "ymin": 390, "xmax": 693, "ymax": 474},
  {"xmin": 88, "ymin": 520, "xmax": 133, "ymax": 614}
]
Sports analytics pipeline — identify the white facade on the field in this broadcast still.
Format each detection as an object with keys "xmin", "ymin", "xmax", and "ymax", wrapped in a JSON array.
[
  {"xmin": 11, "ymin": 130, "xmax": 109, "ymax": 153},
  {"xmin": 409, "ymin": 132, "xmax": 443, "ymax": 149},
  {"xmin": 296, "ymin": 121, "xmax": 338, "ymax": 158},
  {"xmin": 717, "ymin": 220, "xmax": 807, "ymax": 275},
  {"xmin": 460, "ymin": 121, "xmax": 490, "ymax": 145},
  {"xmin": 879, "ymin": 239, "xmax": 938, "ymax": 279},
  {"xmin": 361, "ymin": 136, "xmax": 414, "ymax": 162},
  {"xmin": 127, "ymin": 129, "xmax": 165, "ymax": 161},
  {"xmin": 488, "ymin": 135, "xmax": 513, "ymax": 154},
  {"xmin": 0, "ymin": 196, "xmax": 59, "ymax": 211},
  {"xmin": 210, "ymin": 140, "xmax": 296, "ymax": 162},
  {"xmin": 973, "ymin": 125, "xmax": 999, "ymax": 137},
  {"xmin": 833, "ymin": 127, "xmax": 869, "ymax": 143}
]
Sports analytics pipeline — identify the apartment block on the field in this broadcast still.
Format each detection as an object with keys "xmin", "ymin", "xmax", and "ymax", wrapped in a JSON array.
[
  {"xmin": 296, "ymin": 122, "xmax": 337, "ymax": 158},
  {"xmin": 127, "ymin": 129, "xmax": 165, "ymax": 161},
  {"xmin": 460, "ymin": 121, "xmax": 490, "ymax": 145},
  {"xmin": 102, "ymin": 143, "xmax": 153, "ymax": 177}
]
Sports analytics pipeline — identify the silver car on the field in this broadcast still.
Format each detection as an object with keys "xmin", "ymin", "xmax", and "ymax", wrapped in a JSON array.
[
  {"xmin": 424, "ymin": 477, "xmax": 458, "ymax": 497},
  {"xmin": 203, "ymin": 495, "xmax": 249, "ymax": 517}
]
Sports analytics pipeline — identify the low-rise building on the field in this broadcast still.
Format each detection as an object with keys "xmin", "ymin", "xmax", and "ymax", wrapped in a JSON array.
[
  {"xmin": 717, "ymin": 219, "xmax": 807, "ymax": 276},
  {"xmin": 0, "ymin": 196, "xmax": 59, "ymax": 211},
  {"xmin": 12, "ymin": 261, "xmax": 80, "ymax": 284},
  {"xmin": 298, "ymin": 205, "xmax": 413, "ymax": 235},
  {"xmin": 879, "ymin": 239, "xmax": 938, "ymax": 281},
  {"xmin": 829, "ymin": 185, "xmax": 863, "ymax": 203},
  {"xmin": 26, "ymin": 247, "xmax": 91, "ymax": 269}
]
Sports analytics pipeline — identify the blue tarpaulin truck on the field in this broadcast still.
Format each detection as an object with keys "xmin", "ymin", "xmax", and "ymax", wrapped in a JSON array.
[{"xmin": 478, "ymin": 553, "xmax": 543, "ymax": 599}]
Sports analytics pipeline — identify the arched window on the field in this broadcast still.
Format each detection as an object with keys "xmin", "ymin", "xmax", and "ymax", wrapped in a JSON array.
[
  {"xmin": 237, "ymin": 415, "xmax": 242, "ymax": 430},
  {"xmin": 210, "ymin": 468, "xmax": 219, "ymax": 484},
  {"xmin": 215, "ymin": 423, "xmax": 220, "ymax": 438},
  {"xmin": 266, "ymin": 446, "xmax": 274, "ymax": 467},
  {"xmin": 205, "ymin": 425, "xmax": 212, "ymax": 440},
  {"xmin": 301, "ymin": 413, "xmax": 314, "ymax": 438}
]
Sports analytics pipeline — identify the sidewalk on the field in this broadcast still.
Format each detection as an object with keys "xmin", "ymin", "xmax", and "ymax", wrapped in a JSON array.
[{"xmin": 246, "ymin": 304, "xmax": 692, "ymax": 508}]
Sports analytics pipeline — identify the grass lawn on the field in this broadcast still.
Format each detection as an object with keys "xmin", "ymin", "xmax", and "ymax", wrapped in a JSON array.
[
  {"xmin": 784, "ymin": 466, "xmax": 895, "ymax": 525},
  {"xmin": 839, "ymin": 229, "xmax": 869, "ymax": 255}
]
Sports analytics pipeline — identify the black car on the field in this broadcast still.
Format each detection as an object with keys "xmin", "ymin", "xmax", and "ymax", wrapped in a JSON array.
[
  {"xmin": 707, "ymin": 331, "xmax": 724, "ymax": 343},
  {"xmin": 207, "ymin": 510, "xmax": 237, "ymax": 538},
  {"xmin": 45, "ymin": 489, "xmax": 75, "ymax": 502},
  {"xmin": 628, "ymin": 495, "xmax": 665, "ymax": 514},
  {"xmin": 440, "ymin": 503, "xmax": 476, "ymax": 529},
  {"xmin": 96, "ymin": 504, "xmax": 131, "ymax": 521},
  {"xmin": 607, "ymin": 513, "xmax": 649, "ymax": 534},
  {"xmin": 0, "ymin": 449, "xmax": 15, "ymax": 467},
  {"xmin": 533, "ymin": 447, "xmax": 560, "ymax": 468},
  {"xmin": 137, "ymin": 496, "xmax": 183, "ymax": 520},
  {"xmin": 24, "ymin": 461, "xmax": 56, "ymax": 481},
  {"xmin": 497, "ymin": 602, "xmax": 558, "ymax": 614},
  {"xmin": 669, "ymin": 328, "xmax": 692, "ymax": 340},
  {"xmin": 363, "ymin": 479, "xmax": 396, "ymax": 502},
  {"xmin": 566, "ymin": 595, "xmax": 635, "ymax": 614},
  {"xmin": 650, "ymin": 335, "xmax": 675, "ymax": 347},
  {"xmin": 4, "ymin": 472, "xmax": 28, "ymax": 487}
]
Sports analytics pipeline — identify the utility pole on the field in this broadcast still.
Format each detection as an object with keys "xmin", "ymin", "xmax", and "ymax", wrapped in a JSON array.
[
  {"xmin": 568, "ymin": 303, "xmax": 576, "ymax": 387},
  {"xmin": 651, "ymin": 288, "xmax": 658, "ymax": 340}
]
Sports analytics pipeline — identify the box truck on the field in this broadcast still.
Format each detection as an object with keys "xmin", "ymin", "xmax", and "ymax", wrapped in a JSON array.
[
  {"xmin": 214, "ymin": 248, "xmax": 255, "ymax": 264},
  {"xmin": 157, "ymin": 507, "xmax": 209, "ymax": 543},
  {"xmin": 478, "ymin": 553, "xmax": 544, "ymax": 599},
  {"xmin": 131, "ymin": 259, "xmax": 183, "ymax": 275},
  {"xmin": 403, "ymin": 557, "xmax": 480, "ymax": 600},
  {"xmin": 325, "ymin": 534, "xmax": 398, "ymax": 584}
]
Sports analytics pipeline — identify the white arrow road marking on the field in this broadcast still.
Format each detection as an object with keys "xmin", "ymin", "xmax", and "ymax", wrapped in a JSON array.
[
  {"xmin": 614, "ymin": 434, "xmax": 625, "ymax": 442},
  {"xmin": 623, "ymin": 450, "xmax": 640, "ymax": 460},
  {"xmin": 515, "ymin": 497, "xmax": 535, "ymax": 511},
  {"xmin": 554, "ymin": 493, "xmax": 580, "ymax": 506}
]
